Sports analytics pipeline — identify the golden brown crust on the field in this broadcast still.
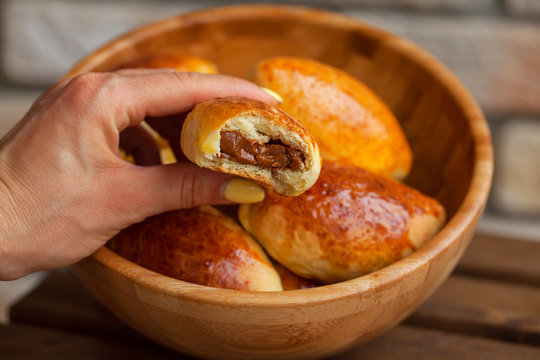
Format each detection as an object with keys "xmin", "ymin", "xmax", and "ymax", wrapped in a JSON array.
[
  {"xmin": 118, "ymin": 53, "xmax": 219, "ymax": 74},
  {"xmin": 251, "ymin": 56, "xmax": 412, "ymax": 180},
  {"xmin": 181, "ymin": 97, "xmax": 322, "ymax": 196},
  {"xmin": 108, "ymin": 206, "xmax": 282, "ymax": 291},
  {"xmin": 184, "ymin": 96, "xmax": 314, "ymax": 149},
  {"xmin": 239, "ymin": 162, "xmax": 446, "ymax": 283}
]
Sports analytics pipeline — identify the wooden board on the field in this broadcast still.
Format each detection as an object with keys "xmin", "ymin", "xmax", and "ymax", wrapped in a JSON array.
[
  {"xmin": 8, "ymin": 269, "xmax": 148, "ymax": 345},
  {"xmin": 406, "ymin": 275, "xmax": 540, "ymax": 345},
  {"xmin": 0, "ymin": 323, "xmax": 185, "ymax": 360},
  {"xmin": 336, "ymin": 326, "xmax": 540, "ymax": 360},
  {"xmin": 7, "ymin": 233, "xmax": 540, "ymax": 358},
  {"xmin": 3, "ymin": 323, "xmax": 539, "ymax": 360},
  {"xmin": 12, "ymin": 268, "xmax": 540, "ymax": 347},
  {"xmin": 456, "ymin": 233, "xmax": 540, "ymax": 287}
]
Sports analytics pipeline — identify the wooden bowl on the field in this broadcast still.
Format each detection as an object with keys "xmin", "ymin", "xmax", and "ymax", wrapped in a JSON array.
[{"xmin": 68, "ymin": 5, "xmax": 493, "ymax": 360}]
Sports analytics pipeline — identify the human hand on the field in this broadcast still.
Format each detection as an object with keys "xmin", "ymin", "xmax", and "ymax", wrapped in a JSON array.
[{"xmin": 0, "ymin": 70, "xmax": 276, "ymax": 280}]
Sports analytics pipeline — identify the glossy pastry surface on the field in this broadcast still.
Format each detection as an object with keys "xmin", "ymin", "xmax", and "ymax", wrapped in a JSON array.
[
  {"xmin": 251, "ymin": 56, "xmax": 412, "ymax": 180},
  {"xmin": 239, "ymin": 162, "xmax": 445, "ymax": 283},
  {"xmin": 108, "ymin": 206, "xmax": 283, "ymax": 291}
]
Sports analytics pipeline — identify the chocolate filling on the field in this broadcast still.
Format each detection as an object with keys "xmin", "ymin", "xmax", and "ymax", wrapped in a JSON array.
[{"xmin": 220, "ymin": 131, "xmax": 305, "ymax": 170}]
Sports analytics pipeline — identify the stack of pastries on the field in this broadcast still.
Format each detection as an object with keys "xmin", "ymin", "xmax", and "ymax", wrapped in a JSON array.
[{"xmin": 109, "ymin": 54, "xmax": 446, "ymax": 290}]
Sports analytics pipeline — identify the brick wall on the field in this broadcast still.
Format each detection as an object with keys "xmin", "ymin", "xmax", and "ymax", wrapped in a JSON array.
[{"xmin": 1, "ymin": 0, "xmax": 539, "ymax": 240}]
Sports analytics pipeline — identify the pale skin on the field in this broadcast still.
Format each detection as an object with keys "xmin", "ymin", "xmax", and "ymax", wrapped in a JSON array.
[{"xmin": 0, "ymin": 70, "xmax": 276, "ymax": 280}]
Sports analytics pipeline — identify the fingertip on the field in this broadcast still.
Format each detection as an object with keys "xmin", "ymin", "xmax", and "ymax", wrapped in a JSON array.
[
  {"xmin": 259, "ymin": 87, "xmax": 283, "ymax": 105},
  {"xmin": 222, "ymin": 178, "xmax": 265, "ymax": 204}
]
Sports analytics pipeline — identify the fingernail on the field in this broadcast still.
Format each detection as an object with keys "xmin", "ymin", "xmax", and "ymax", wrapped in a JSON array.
[
  {"xmin": 223, "ymin": 178, "xmax": 265, "ymax": 203},
  {"xmin": 260, "ymin": 87, "xmax": 283, "ymax": 104}
]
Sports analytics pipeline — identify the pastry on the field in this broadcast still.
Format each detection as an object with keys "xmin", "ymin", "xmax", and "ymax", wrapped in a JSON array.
[
  {"xmin": 108, "ymin": 205, "xmax": 283, "ymax": 291},
  {"xmin": 251, "ymin": 56, "xmax": 412, "ymax": 180},
  {"xmin": 239, "ymin": 161, "xmax": 445, "ymax": 283},
  {"xmin": 181, "ymin": 96, "xmax": 321, "ymax": 196}
]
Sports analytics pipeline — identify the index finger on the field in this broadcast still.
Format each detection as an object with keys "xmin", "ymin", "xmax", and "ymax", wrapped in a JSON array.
[{"xmin": 106, "ymin": 70, "xmax": 278, "ymax": 131}]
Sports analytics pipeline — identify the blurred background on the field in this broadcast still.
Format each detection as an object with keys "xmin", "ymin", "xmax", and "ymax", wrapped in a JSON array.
[{"xmin": 0, "ymin": 0, "xmax": 539, "ymax": 321}]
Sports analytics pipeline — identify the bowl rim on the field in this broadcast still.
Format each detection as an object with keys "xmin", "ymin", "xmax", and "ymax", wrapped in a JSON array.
[{"xmin": 71, "ymin": 4, "xmax": 494, "ymax": 307}]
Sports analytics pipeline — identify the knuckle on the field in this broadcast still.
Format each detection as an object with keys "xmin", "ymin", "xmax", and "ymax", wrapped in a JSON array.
[
  {"xmin": 178, "ymin": 171, "xmax": 197, "ymax": 208},
  {"xmin": 67, "ymin": 73, "xmax": 105, "ymax": 96},
  {"xmin": 62, "ymin": 72, "xmax": 118, "ymax": 106},
  {"xmin": 170, "ymin": 70, "xmax": 199, "ymax": 87}
]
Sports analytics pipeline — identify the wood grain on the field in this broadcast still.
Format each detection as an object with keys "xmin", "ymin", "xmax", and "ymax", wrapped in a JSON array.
[
  {"xmin": 13, "ymin": 248, "xmax": 540, "ymax": 349},
  {"xmin": 0, "ymin": 323, "xmax": 184, "ymax": 360},
  {"xmin": 9, "ymin": 263, "xmax": 540, "ymax": 359},
  {"xmin": 456, "ymin": 233, "xmax": 540, "ymax": 287},
  {"xmin": 4, "ymin": 323, "xmax": 540, "ymax": 360},
  {"xmin": 64, "ymin": 4, "xmax": 493, "ymax": 359},
  {"xmin": 406, "ymin": 275, "xmax": 540, "ymax": 345},
  {"xmin": 335, "ymin": 325, "xmax": 540, "ymax": 360},
  {"xmin": 9, "ymin": 269, "xmax": 148, "ymax": 345}
]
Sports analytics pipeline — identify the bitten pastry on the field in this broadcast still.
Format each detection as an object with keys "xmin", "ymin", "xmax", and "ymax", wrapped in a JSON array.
[
  {"xmin": 118, "ymin": 53, "xmax": 219, "ymax": 74},
  {"xmin": 239, "ymin": 161, "xmax": 446, "ymax": 283},
  {"xmin": 181, "ymin": 97, "xmax": 322, "ymax": 196},
  {"xmin": 251, "ymin": 56, "xmax": 412, "ymax": 180},
  {"xmin": 108, "ymin": 206, "xmax": 283, "ymax": 291}
]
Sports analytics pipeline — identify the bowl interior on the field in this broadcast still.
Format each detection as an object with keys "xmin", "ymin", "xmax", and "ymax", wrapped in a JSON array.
[
  {"xmin": 70, "ymin": 6, "xmax": 479, "ymax": 219},
  {"xmin": 67, "ymin": 7, "xmax": 494, "ymax": 359},
  {"xmin": 68, "ymin": 5, "xmax": 492, "ymax": 297}
]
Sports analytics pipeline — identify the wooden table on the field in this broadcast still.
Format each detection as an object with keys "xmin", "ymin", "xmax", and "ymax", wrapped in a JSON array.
[{"xmin": 2, "ymin": 233, "xmax": 540, "ymax": 359}]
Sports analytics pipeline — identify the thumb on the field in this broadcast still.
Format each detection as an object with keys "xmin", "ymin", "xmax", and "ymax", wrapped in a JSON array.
[{"xmin": 121, "ymin": 162, "xmax": 265, "ymax": 218}]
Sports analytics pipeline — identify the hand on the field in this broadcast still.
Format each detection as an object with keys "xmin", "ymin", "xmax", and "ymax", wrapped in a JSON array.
[{"xmin": 0, "ymin": 70, "xmax": 276, "ymax": 280}]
